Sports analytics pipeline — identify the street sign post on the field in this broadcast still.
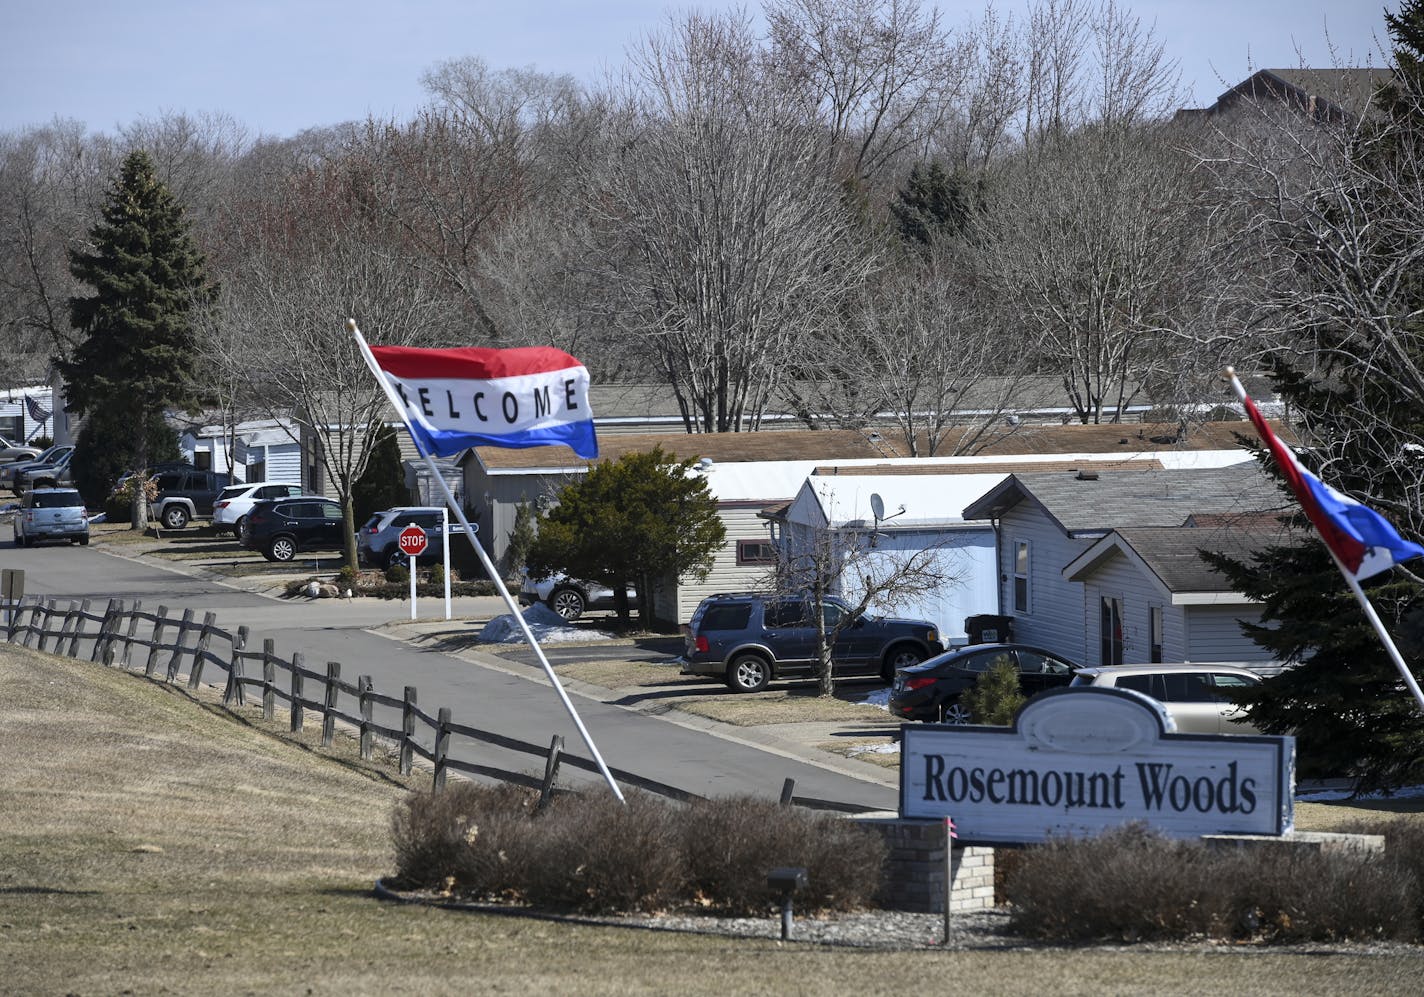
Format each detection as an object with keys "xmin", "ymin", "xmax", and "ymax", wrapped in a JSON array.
[{"xmin": 399, "ymin": 526, "xmax": 428, "ymax": 620}]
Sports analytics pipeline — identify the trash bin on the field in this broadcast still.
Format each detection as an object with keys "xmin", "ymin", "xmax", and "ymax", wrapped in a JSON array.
[{"xmin": 965, "ymin": 614, "xmax": 1013, "ymax": 645}]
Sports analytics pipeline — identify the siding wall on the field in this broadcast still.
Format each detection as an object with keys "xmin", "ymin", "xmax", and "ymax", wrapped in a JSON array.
[
  {"xmin": 674, "ymin": 504, "xmax": 778, "ymax": 624},
  {"xmin": 1076, "ymin": 553, "xmax": 1188, "ymax": 665},
  {"xmin": 1184, "ymin": 605, "xmax": 1276, "ymax": 662},
  {"xmin": 999, "ymin": 507, "xmax": 1095, "ymax": 663}
]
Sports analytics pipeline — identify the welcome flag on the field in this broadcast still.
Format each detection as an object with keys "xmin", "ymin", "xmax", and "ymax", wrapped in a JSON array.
[
  {"xmin": 1228, "ymin": 370, "xmax": 1424, "ymax": 581},
  {"xmin": 367, "ymin": 344, "xmax": 598, "ymax": 459}
]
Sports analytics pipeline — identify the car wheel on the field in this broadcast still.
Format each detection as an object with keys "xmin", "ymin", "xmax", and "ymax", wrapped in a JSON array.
[
  {"xmin": 79, "ymin": 536, "xmax": 89, "ymax": 546},
  {"xmin": 941, "ymin": 701, "xmax": 972, "ymax": 725},
  {"xmin": 549, "ymin": 587, "xmax": 586, "ymax": 621},
  {"xmin": 267, "ymin": 535, "xmax": 297, "ymax": 562},
  {"xmin": 726, "ymin": 653, "xmax": 771, "ymax": 694},
  {"xmin": 384, "ymin": 547, "xmax": 408, "ymax": 570},
  {"xmin": 232, "ymin": 516, "xmax": 246, "ymax": 540},
  {"xmin": 881, "ymin": 643, "xmax": 926, "ymax": 683},
  {"xmin": 162, "ymin": 505, "xmax": 190, "ymax": 530}
]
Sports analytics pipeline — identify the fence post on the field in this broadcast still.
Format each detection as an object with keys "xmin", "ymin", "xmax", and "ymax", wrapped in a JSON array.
[
  {"xmin": 359, "ymin": 676, "xmax": 373, "ymax": 760},
  {"xmin": 538, "ymin": 734, "xmax": 565, "ymax": 811},
  {"xmin": 166, "ymin": 607, "xmax": 194, "ymax": 682},
  {"xmin": 37, "ymin": 599, "xmax": 59, "ymax": 653},
  {"xmin": 65, "ymin": 598, "xmax": 90, "ymax": 657},
  {"xmin": 145, "ymin": 605, "xmax": 169, "ymax": 677},
  {"xmin": 122, "ymin": 599, "xmax": 143, "ymax": 668},
  {"xmin": 95, "ymin": 599, "xmax": 120, "ymax": 664},
  {"xmin": 433, "ymin": 707, "xmax": 451, "ymax": 792},
  {"xmin": 780, "ymin": 778, "xmax": 796, "ymax": 806},
  {"xmin": 321, "ymin": 661, "xmax": 340, "ymax": 747},
  {"xmin": 289, "ymin": 652, "xmax": 304, "ymax": 733},
  {"xmin": 399, "ymin": 686, "xmax": 416, "ymax": 775},
  {"xmin": 262, "ymin": 639, "xmax": 276, "ymax": 721},
  {"xmin": 21, "ymin": 600, "xmax": 44, "ymax": 649},
  {"xmin": 225, "ymin": 627, "xmax": 248, "ymax": 707},
  {"xmin": 188, "ymin": 612, "xmax": 217, "ymax": 690}
]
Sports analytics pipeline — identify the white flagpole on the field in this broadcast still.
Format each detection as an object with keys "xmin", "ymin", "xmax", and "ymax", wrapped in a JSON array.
[
  {"xmin": 1224, "ymin": 367, "xmax": 1424, "ymax": 713},
  {"xmin": 349, "ymin": 319, "xmax": 626, "ymax": 802}
]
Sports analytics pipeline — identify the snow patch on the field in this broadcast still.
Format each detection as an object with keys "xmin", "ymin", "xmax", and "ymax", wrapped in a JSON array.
[
  {"xmin": 857, "ymin": 686, "xmax": 892, "ymax": 710},
  {"xmin": 1296, "ymin": 784, "xmax": 1424, "ymax": 803},
  {"xmin": 478, "ymin": 603, "xmax": 615, "ymax": 644}
]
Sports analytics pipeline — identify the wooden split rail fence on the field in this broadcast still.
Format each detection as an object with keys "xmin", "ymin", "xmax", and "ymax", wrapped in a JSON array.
[{"xmin": 1, "ymin": 595, "xmax": 711, "ymax": 806}]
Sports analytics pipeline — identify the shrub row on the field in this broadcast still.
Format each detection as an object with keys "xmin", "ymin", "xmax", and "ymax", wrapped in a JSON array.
[
  {"xmin": 389, "ymin": 784, "xmax": 887, "ymax": 916},
  {"xmin": 1005, "ymin": 822, "xmax": 1424, "ymax": 943}
]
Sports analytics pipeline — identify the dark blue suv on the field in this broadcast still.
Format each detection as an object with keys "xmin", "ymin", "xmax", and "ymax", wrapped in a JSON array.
[{"xmin": 680, "ymin": 592, "xmax": 943, "ymax": 693}]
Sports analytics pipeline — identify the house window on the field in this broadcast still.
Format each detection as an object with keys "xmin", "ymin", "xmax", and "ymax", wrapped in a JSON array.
[
  {"xmin": 1012, "ymin": 541, "xmax": 1030, "ymax": 614},
  {"xmin": 1149, "ymin": 605, "xmax": 1164, "ymax": 663},
  {"xmin": 737, "ymin": 539, "xmax": 777, "ymax": 566},
  {"xmin": 193, "ymin": 449, "xmax": 212, "ymax": 470},
  {"xmin": 1100, "ymin": 596, "xmax": 1124, "ymax": 666}
]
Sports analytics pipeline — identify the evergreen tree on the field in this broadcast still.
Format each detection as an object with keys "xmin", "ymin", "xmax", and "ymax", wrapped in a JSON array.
[
  {"xmin": 525, "ymin": 447, "xmax": 726, "ymax": 626},
  {"xmin": 351, "ymin": 425, "xmax": 407, "ymax": 526},
  {"xmin": 890, "ymin": 161, "xmax": 982, "ymax": 247},
  {"xmin": 64, "ymin": 150, "xmax": 211, "ymax": 529},
  {"xmin": 1206, "ymin": 4, "xmax": 1424, "ymax": 792},
  {"xmin": 72, "ymin": 408, "xmax": 180, "ymax": 509}
]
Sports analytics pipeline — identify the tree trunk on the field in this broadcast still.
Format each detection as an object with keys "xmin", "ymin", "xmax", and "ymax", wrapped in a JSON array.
[{"xmin": 130, "ymin": 422, "xmax": 150, "ymax": 531}]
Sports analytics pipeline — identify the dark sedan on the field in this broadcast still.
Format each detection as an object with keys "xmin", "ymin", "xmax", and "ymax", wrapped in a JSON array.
[{"xmin": 889, "ymin": 643, "xmax": 1078, "ymax": 723}]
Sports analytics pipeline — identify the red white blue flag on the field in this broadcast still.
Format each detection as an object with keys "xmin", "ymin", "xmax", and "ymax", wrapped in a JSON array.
[
  {"xmin": 1232, "ymin": 374, "xmax": 1424, "ymax": 580},
  {"xmin": 367, "ymin": 345, "xmax": 598, "ymax": 459}
]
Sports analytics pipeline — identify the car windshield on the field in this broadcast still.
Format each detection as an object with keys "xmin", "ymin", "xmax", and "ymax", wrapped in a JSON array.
[{"xmin": 218, "ymin": 486, "xmax": 250, "ymax": 499}]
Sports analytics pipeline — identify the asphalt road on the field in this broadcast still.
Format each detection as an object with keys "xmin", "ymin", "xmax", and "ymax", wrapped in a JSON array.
[{"xmin": 3, "ymin": 541, "xmax": 899, "ymax": 811}]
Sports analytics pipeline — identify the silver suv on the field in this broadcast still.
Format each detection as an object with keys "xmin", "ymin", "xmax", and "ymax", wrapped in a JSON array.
[
  {"xmin": 1069, "ymin": 663, "xmax": 1264, "ymax": 734},
  {"xmin": 13, "ymin": 487, "xmax": 89, "ymax": 547},
  {"xmin": 357, "ymin": 507, "xmax": 471, "ymax": 569},
  {"xmin": 681, "ymin": 592, "xmax": 943, "ymax": 693},
  {"xmin": 518, "ymin": 572, "xmax": 635, "ymax": 622}
]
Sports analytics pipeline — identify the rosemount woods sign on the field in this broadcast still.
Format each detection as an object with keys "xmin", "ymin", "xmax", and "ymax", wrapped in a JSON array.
[{"xmin": 900, "ymin": 687, "xmax": 1295, "ymax": 844}]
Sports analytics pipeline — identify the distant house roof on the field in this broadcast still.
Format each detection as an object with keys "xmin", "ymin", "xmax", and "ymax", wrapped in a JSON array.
[
  {"xmin": 961, "ymin": 465, "xmax": 1285, "ymax": 538},
  {"xmin": 1062, "ymin": 516, "xmax": 1295, "ymax": 604},
  {"xmin": 467, "ymin": 419, "xmax": 1281, "ymax": 473},
  {"xmin": 1177, "ymin": 67, "xmax": 1393, "ymax": 122}
]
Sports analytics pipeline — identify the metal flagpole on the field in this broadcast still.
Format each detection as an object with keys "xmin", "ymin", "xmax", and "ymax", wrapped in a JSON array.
[
  {"xmin": 1223, "ymin": 367, "xmax": 1424, "ymax": 714},
  {"xmin": 348, "ymin": 319, "xmax": 626, "ymax": 801}
]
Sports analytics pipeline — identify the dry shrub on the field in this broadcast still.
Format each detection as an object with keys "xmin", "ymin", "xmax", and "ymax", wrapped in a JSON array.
[
  {"xmin": 1006, "ymin": 823, "xmax": 1422, "ymax": 943},
  {"xmin": 682, "ymin": 796, "xmax": 886, "ymax": 915},
  {"xmin": 389, "ymin": 783, "xmax": 538, "ymax": 891},
  {"xmin": 523, "ymin": 791, "xmax": 688, "ymax": 914}
]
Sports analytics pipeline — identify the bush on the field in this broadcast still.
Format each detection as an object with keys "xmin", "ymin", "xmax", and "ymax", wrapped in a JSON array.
[
  {"xmin": 1005, "ymin": 823, "xmax": 1421, "ymax": 943},
  {"xmin": 959, "ymin": 659, "xmax": 1025, "ymax": 725},
  {"xmin": 104, "ymin": 475, "xmax": 158, "ymax": 522},
  {"xmin": 385, "ymin": 563, "xmax": 409, "ymax": 585},
  {"xmin": 389, "ymin": 787, "xmax": 887, "ymax": 916}
]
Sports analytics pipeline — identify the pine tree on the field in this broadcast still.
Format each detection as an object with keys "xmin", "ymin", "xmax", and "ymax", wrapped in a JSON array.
[
  {"xmin": 889, "ymin": 161, "xmax": 982, "ymax": 247},
  {"xmin": 351, "ymin": 425, "xmax": 407, "ymax": 526},
  {"xmin": 1206, "ymin": 4, "xmax": 1424, "ymax": 792},
  {"xmin": 64, "ymin": 150, "xmax": 212, "ymax": 529}
]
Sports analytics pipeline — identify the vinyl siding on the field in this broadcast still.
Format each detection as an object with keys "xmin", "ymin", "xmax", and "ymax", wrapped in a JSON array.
[
  {"xmin": 999, "ymin": 506, "xmax": 1096, "ymax": 663},
  {"xmin": 674, "ymin": 504, "xmax": 777, "ymax": 624},
  {"xmin": 1184, "ymin": 605, "xmax": 1276, "ymax": 662},
  {"xmin": 1075, "ymin": 552, "xmax": 1191, "ymax": 665}
]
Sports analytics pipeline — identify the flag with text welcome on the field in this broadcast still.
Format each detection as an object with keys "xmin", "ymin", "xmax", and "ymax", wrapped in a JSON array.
[
  {"xmin": 1236, "ymin": 382, "xmax": 1424, "ymax": 580},
  {"xmin": 368, "ymin": 345, "xmax": 598, "ymax": 459}
]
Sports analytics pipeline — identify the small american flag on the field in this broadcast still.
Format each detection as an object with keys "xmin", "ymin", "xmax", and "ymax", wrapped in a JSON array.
[{"xmin": 25, "ymin": 395, "xmax": 50, "ymax": 423}]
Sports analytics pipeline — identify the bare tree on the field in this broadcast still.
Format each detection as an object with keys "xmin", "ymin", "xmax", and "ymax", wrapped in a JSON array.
[
  {"xmin": 205, "ymin": 160, "xmax": 451, "ymax": 568},
  {"xmin": 590, "ymin": 8, "xmax": 879, "ymax": 433},
  {"xmin": 766, "ymin": 0, "xmax": 959, "ymax": 185}
]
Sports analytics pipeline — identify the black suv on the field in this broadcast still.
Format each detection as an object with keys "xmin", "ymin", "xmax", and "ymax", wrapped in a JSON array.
[
  {"xmin": 680, "ymin": 592, "xmax": 943, "ymax": 693},
  {"xmin": 242, "ymin": 496, "xmax": 345, "ymax": 562},
  {"xmin": 148, "ymin": 465, "xmax": 232, "ymax": 529},
  {"xmin": 888, "ymin": 643, "xmax": 1078, "ymax": 723}
]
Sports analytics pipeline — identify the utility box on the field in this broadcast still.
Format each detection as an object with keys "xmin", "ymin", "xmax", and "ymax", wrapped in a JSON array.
[{"xmin": 965, "ymin": 613, "xmax": 1013, "ymax": 645}]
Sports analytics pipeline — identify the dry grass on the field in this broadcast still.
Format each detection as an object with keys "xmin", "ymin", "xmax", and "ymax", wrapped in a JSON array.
[{"xmin": 4, "ymin": 642, "xmax": 1423, "ymax": 995}]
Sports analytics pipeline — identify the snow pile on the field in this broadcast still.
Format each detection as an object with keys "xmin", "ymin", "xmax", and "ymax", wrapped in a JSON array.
[
  {"xmin": 1296, "ymin": 784, "xmax": 1424, "ymax": 803},
  {"xmin": 857, "ymin": 687, "xmax": 893, "ymax": 710},
  {"xmin": 477, "ymin": 603, "xmax": 615, "ymax": 644}
]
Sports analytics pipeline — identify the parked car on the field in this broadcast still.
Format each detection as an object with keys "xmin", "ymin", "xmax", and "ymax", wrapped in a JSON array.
[
  {"xmin": 148, "ymin": 466, "xmax": 232, "ymax": 529},
  {"xmin": 212, "ymin": 482, "xmax": 306, "ymax": 538},
  {"xmin": 357, "ymin": 507, "xmax": 473, "ymax": 570},
  {"xmin": 242, "ymin": 495, "xmax": 345, "ymax": 562},
  {"xmin": 12, "ymin": 487, "xmax": 89, "ymax": 547},
  {"xmin": 0, "ymin": 433, "xmax": 42, "ymax": 464},
  {"xmin": 680, "ymin": 592, "xmax": 943, "ymax": 693},
  {"xmin": 1068, "ymin": 663, "xmax": 1264, "ymax": 735},
  {"xmin": 16, "ymin": 446, "xmax": 76, "ymax": 492},
  {"xmin": 888, "ymin": 643, "xmax": 1078, "ymax": 723},
  {"xmin": 1, "ymin": 444, "xmax": 73, "ymax": 494},
  {"xmin": 518, "ymin": 571, "xmax": 635, "ymax": 621}
]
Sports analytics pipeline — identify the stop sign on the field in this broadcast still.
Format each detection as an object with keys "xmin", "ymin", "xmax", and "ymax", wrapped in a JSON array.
[{"xmin": 397, "ymin": 525, "xmax": 429, "ymax": 557}]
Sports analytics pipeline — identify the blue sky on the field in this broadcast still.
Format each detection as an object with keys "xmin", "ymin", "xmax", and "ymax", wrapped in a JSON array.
[{"xmin": 0, "ymin": 1, "xmax": 1390, "ymax": 139}]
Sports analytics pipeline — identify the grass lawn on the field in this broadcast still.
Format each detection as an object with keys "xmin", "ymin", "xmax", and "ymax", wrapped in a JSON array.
[{"xmin": 3, "ymin": 642, "xmax": 1421, "ymax": 995}]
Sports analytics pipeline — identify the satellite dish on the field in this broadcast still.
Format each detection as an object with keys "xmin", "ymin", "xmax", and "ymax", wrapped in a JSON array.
[{"xmin": 870, "ymin": 493, "xmax": 885, "ymax": 522}]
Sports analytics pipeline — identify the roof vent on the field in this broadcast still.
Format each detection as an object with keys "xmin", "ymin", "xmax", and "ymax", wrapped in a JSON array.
[{"xmin": 1076, "ymin": 469, "xmax": 1099, "ymax": 481}]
